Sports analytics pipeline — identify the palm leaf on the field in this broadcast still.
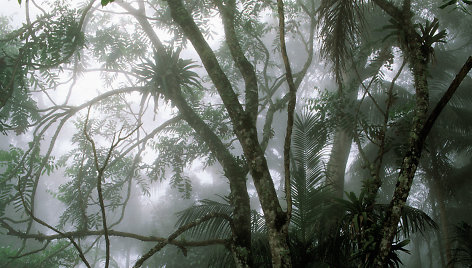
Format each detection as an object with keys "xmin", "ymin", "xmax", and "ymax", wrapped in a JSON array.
[
  {"xmin": 175, "ymin": 198, "xmax": 232, "ymax": 240},
  {"xmin": 318, "ymin": 0, "xmax": 365, "ymax": 79},
  {"xmin": 290, "ymin": 112, "xmax": 330, "ymax": 239},
  {"xmin": 374, "ymin": 204, "xmax": 438, "ymax": 237}
]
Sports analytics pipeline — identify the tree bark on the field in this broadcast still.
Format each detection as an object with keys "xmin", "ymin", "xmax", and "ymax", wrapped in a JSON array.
[
  {"xmin": 327, "ymin": 128, "xmax": 351, "ymax": 198},
  {"xmin": 163, "ymin": 68, "xmax": 253, "ymax": 268},
  {"xmin": 371, "ymin": 2, "xmax": 430, "ymax": 264},
  {"xmin": 375, "ymin": 47, "xmax": 429, "ymax": 267},
  {"xmin": 118, "ymin": 3, "xmax": 253, "ymax": 266},
  {"xmin": 166, "ymin": 1, "xmax": 292, "ymax": 266}
]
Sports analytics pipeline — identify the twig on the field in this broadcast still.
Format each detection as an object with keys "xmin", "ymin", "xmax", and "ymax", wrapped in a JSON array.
[{"xmin": 83, "ymin": 106, "xmax": 141, "ymax": 268}]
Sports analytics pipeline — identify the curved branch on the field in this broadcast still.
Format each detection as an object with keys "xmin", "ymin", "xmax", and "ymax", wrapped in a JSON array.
[
  {"xmin": 0, "ymin": 218, "xmax": 227, "ymax": 246},
  {"xmin": 133, "ymin": 212, "xmax": 234, "ymax": 268}
]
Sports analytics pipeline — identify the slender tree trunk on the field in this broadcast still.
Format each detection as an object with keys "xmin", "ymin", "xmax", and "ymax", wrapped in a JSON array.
[
  {"xmin": 413, "ymin": 237, "xmax": 423, "ymax": 268},
  {"xmin": 430, "ymin": 189, "xmax": 447, "ymax": 268},
  {"xmin": 428, "ymin": 148, "xmax": 453, "ymax": 267},
  {"xmin": 434, "ymin": 184, "xmax": 453, "ymax": 268},
  {"xmin": 436, "ymin": 227, "xmax": 447, "ymax": 268}
]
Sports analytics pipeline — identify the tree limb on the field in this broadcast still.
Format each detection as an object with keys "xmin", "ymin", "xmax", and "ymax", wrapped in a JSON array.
[
  {"xmin": 0, "ymin": 218, "xmax": 228, "ymax": 247},
  {"xmin": 132, "ymin": 212, "xmax": 234, "ymax": 268},
  {"xmin": 420, "ymin": 56, "xmax": 472, "ymax": 139}
]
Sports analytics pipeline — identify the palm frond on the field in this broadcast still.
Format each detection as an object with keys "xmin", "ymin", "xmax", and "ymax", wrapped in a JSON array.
[
  {"xmin": 318, "ymin": 0, "xmax": 365, "ymax": 79},
  {"xmin": 290, "ymin": 112, "xmax": 331, "ymax": 237},
  {"xmin": 450, "ymin": 222, "xmax": 472, "ymax": 266},
  {"xmin": 374, "ymin": 204, "xmax": 438, "ymax": 237},
  {"xmin": 175, "ymin": 198, "xmax": 232, "ymax": 240}
]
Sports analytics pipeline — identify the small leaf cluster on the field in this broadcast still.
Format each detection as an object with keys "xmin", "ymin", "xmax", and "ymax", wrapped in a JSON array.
[
  {"xmin": 0, "ymin": 144, "xmax": 58, "ymax": 216},
  {"xmin": 0, "ymin": 241, "xmax": 77, "ymax": 268}
]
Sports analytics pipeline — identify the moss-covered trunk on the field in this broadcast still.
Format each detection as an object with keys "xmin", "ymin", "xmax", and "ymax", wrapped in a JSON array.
[
  {"xmin": 374, "ymin": 34, "xmax": 429, "ymax": 268},
  {"xmin": 370, "ymin": 0, "xmax": 429, "ymax": 265}
]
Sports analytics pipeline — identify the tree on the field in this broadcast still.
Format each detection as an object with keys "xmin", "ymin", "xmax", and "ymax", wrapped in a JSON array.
[{"xmin": 0, "ymin": 0, "xmax": 471, "ymax": 267}]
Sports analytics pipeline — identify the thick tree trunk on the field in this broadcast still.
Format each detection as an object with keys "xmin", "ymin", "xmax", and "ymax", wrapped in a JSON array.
[
  {"xmin": 326, "ymin": 76, "xmax": 357, "ymax": 198},
  {"xmin": 327, "ymin": 128, "xmax": 351, "ymax": 198},
  {"xmin": 165, "ymin": 75, "xmax": 253, "ymax": 267},
  {"xmin": 166, "ymin": 1, "xmax": 292, "ymax": 266}
]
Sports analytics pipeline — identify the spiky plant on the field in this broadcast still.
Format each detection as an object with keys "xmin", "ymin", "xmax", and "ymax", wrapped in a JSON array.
[{"xmin": 136, "ymin": 47, "xmax": 202, "ymax": 110}]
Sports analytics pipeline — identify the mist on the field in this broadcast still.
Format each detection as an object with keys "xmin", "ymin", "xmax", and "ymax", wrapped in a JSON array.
[{"xmin": 0, "ymin": 0, "xmax": 471, "ymax": 267}]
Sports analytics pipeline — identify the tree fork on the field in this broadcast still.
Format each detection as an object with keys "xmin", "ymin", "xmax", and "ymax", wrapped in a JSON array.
[{"xmin": 166, "ymin": 1, "xmax": 292, "ymax": 266}]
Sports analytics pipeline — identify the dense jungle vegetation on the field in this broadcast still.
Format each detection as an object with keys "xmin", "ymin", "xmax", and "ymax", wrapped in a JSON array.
[{"xmin": 0, "ymin": 0, "xmax": 471, "ymax": 267}]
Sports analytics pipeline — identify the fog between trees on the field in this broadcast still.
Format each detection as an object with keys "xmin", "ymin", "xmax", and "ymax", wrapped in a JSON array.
[{"xmin": 0, "ymin": 0, "xmax": 472, "ymax": 267}]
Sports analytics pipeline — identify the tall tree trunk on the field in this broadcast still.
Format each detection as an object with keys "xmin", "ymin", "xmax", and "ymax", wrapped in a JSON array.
[
  {"xmin": 429, "ymin": 148, "xmax": 453, "ymax": 267},
  {"xmin": 430, "ymin": 188, "xmax": 447, "ymax": 268},
  {"xmin": 370, "ymin": 1, "xmax": 430, "ymax": 265},
  {"xmin": 327, "ymin": 79, "xmax": 357, "ymax": 199},
  {"xmin": 166, "ymin": 1, "xmax": 292, "ymax": 266},
  {"xmin": 434, "ymin": 183, "xmax": 453, "ymax": 267},
  {"xmin": 431, "ymin": 149, "xmax": 453, "ymax": 267},
  {"xmin": 413, "ymin": 237, "xmax": 423, "ymax": 268},
  {"xmin": 327, "ymin": 54, "xmax": 378, "ymax": 199},
  {"xmin": 327, "ymin": 126, "xmax": 351, "ymax": 198},
  {"xmin": 118, "ymin": 3, "xmax": 254, "ymax": 266}
]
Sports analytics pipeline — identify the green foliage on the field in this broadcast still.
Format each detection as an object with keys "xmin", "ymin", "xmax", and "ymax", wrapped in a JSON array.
[
  {"xmin": 0, "ymin": 18, "xmax": 39, "ymax": 134},
  {"xmin": 450, "ymin": 222, "xmax": 472, "ymax": 266},
  {"xmin": 176, "ymin": 198, "xmax": 233, "ymax": 240},
  {"xmin": 0, "ymin": 79, "xmax": 39, "ymax": 135},
  {"xmin": 0, "ymin": 145, "xmax": 58, "ymax": 216},
  {"xmin": 54, "ymin": 117, "xmax": 140, "ymax": 229},
  {"xmin": 90, "ymin": 23, "xmax": 147, "ymax": 70},
  {"xmin": 137, "ymin": 48, "xmax": 201, "ymax": 95},
  {"xmin": 5, "ymin": 6, "xmax": 85, "ymax": 67},
  {"xmin": 101, "ymin": 0, "xmax": 115, "ymax": 6},
  {"xmin": 318, "ymin": 0, "xmax": 365, "ymax": 78},
  {"xmin": 418, "ymin": 18, "xmax": 447, "ymax": 61},
  {"xmin": 0, "ymin": 241, "xmax": 77, "ymax": 267},
  {"xmin": 147, "ymin": 119, "xmax": 209, "ymax": 198},
  {"xmin": 335, "ymin": 191, "xmax": 437, "ymax": 267}
]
